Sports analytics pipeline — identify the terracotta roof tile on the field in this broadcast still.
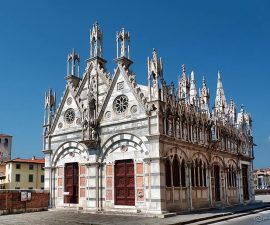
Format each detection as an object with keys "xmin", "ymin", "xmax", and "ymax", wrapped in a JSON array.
[{"xmin": 6, "ymin": 158, "xmax": 45, "ymax": 164}]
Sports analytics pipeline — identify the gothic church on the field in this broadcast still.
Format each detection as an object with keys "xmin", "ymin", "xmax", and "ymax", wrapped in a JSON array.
[{"xmin": 43, "ymin": 23, "xmax": 254, "ymax": 214}]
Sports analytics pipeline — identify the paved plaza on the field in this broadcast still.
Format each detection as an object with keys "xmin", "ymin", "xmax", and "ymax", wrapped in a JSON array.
[
  {"xmin": 0, "ymin": 202, "xmax": 270, "ymax": 225},
  {"xmin": 0, "ymin": 210, "xmax": 163, "ymax": 225}
]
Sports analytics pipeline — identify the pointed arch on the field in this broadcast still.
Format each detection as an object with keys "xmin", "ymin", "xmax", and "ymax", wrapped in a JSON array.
[
  {"xmin": 100, "ymin": 133, "xmax": 148, "ymax": 162},
  {"xmin": 211, "ymin": 155, "xmax": 225, "ymax": 168},
  {"xmin": 51, "ymin": 141, "xmax": 88, "ymax": 167},
  {"xmin": 191, "ymin": 152, "xmax": 209, "ymax": 165}
]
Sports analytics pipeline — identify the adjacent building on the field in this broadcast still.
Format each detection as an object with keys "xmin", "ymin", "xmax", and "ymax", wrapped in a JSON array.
[
  {"xmin": 0, "ymin": 134, "xmax": 12, "ymax": 164},
  {"xmin": 43, "ymin": 23, "xmax": 254, "ymax": 214},
  {"xmin": 4, "ymin": 157, "xmax": 45, "ymax": 189},
  {"xmin": 0, "ymin": 163, "xmax": 5, "ymax": 189},
  {"xmin": 254, "ymin": 168, "xmax": 270, "ymax": 189}
]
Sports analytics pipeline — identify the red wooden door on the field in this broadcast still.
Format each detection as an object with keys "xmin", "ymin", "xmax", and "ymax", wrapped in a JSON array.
[
  {"xmin": 242, "ymin": 164, "xmax": 249, "ymax": 201},
  {"xmin": 115, "ymin": 159, "xmax": 135, "ymax": 205},
  {"xmin": 64, "ymin": 162, "xmax": 78, "ymax": 204}
]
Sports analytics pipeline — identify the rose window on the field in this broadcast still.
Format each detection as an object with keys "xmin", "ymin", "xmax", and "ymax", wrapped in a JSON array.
[
  {"xmin": 114, "ymin": 95, "xmax": 129, "ymax": 114},
  {"xmin": 65, "ymin": 108, "xmax": 75, "ymax": 124}
]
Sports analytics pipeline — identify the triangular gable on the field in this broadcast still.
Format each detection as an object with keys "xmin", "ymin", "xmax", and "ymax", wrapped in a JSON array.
[
  {"xmin": 50, "ymin": 87, "xmax": 82, "ymax": 135},
  {"xmin": 75, "ymin": 63, "xmax": 94, "ymax": 98},
  {"xmin": 75, "ymin": 61, "xmax": 110, "ymax": 99},
  {"xmin": 98, "ymin": 65, "xmax": 147, "ymax": 122}
]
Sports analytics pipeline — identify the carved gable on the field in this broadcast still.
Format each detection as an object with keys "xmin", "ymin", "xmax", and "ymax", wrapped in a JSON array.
[
  {"xmin": 99, "ymin": 66, "xmax": 147, "ymax": 124},
  {"xmin": 50, "ymin": 89, "xmax": 82, "ymax": 135}
]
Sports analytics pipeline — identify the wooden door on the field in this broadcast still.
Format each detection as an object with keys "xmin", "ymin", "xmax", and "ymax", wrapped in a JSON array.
[
  {"xmin": 242, "ymin": 164, "xmax": 249, "ymax": 201},
  {"xmin": 115, "ymin": 159, "xmax": 135, "ymax": 205},
  {"xmin": 64, "ymin": 162, "xmax": 78, "ymax": 204},
  {"xmin": 213, "ymin": 165, "xmax": 221, "ymax": 201}
]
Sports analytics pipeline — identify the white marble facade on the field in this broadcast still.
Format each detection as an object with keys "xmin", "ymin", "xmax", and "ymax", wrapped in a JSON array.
[{"xmin": 43, "ymin": 23, "xmax": 254, "ymax": 214}]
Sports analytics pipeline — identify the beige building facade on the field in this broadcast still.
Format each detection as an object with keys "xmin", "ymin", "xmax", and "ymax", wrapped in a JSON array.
[
  {"xmin": 4, "ymin": 157, "xmax": 45, "ymax": 190},
  {"xmin": 43, "ymin": 23, "xmax": 254, "ymax": 214}
]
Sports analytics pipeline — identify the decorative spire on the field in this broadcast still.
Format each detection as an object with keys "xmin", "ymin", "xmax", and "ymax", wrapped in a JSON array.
[
  {"xmin": 44, "ymin": 88, "xmax": 56, "ymax": 127},
  {"xmin": 115, "ymin": 27, "xmax": 132, "ymax": 68},
  {"xmin": 200, "ymin": 75, "xmax": 210, "ymax": 111},
  {"xmin": 202, "ymin": 76, "xmax": 206, "ymax": 87},
  {"xmin": 90, "ymin": 22, "xmax": 103, "ymax": 58},
  {"xmin": 66, "ymin": 48, "xmax": 81, "ymax": 89},
  {"xmin": 177, "ymin": 64, "xmax": 190, "ymax": 101},
  {"xmin": 67, "ymin": 48, "xmax": 80, "ymax": 77},
  {"xmin": 189, "ymin": 71, "xmax": 197, "ymax": 104},
  {"xmin": 148, "ymin": 48, "xmax": 163, "ymax": 101},
  {"xmin": 148, "ymin": 48, "xmax": 163, "ymax": 80},
  {"xmin": 116, "ymin": 27, "xmax": 130, "ymax": 58},
  {"xmin": 215, "ymin": 71, "xmax": 227, "ymax": 114},
  {"xmin": 228, "ymin": 97, "xmax": 236, "ymax": 124},
  {"xmin": 182, "ymin": 64, "xmax": 186, "ymax": 76}
]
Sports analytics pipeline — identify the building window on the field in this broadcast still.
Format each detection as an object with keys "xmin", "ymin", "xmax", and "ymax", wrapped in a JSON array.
[
  {"xmin": 113, "ymin": 95, "xmax": 129, "ymax": 114},
  {"xmin": 191, "ymin": 163, "xmax": 195, "ymax": 186},
  {"xmin": 29, "ymin": 164, "xmax": 34, "ymax": 170},
  {"xmin": 227, "ymin": 165, "xmax": 237, "ymax": 188},
  {"xmin": 199, "ymin": 160, "xmax": 203, "ymax": 186},
  {"xmin": 29, "ymin": 174, "xmax": 33, "ymax": 182},
  {"xmin": 165, "ymin": 158, "xmax": 172, "ymax": 187},
  {"xmin": 195, "ymin": 159, "xmax": 199, "ymax": 186},
  {"xmin": 166, "ymin": 156, "xmax": 186, "ymax": 188},
  {"xmin": 193, "ymin": 158, "xmax": 207, "ymax": 187},
  {"xmin": 41, "ymin": 164, "xmax": 45, "ymax": 170},
  {"xmin": 181, "ymin": 159, "xmax": 186, "ymax": 187},
  {"xmin": 16, "ymin": 163, "xmax": 21, "ymax": 169},
  {"xmin": 15, "ymin": 187, "xmax": 20, "ymax": 189},
  {"xmin": 172, "ymin": 156, "xmax": 180, "ymax": 187},
  {"xmin": 41, "ymin": 175, "xmax": 44, "ymax": 183},
  {"xmin": 4, "ymin": 138, "xmax": 8, "ymax": 146},
  {"xmin": 28, "ymin": 187, "xmax": 33, "ymax": 190},
  {"xmin": 15, "ymin": 174, "xmax": 20, "ymax": 182},
  {"xmin": 64, "ymin": 108, "xmax": 75, "ymax": 124}
]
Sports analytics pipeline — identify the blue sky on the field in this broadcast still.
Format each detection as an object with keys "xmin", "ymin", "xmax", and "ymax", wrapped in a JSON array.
[{"xmin": 0, "ymin": 0, "xmax": 269, "ymax": 169}]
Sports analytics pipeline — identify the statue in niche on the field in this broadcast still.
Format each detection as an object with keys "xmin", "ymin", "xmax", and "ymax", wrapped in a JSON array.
[
  {"xmin": 120, "ymin": 40, "xmax": 125, "ymax": 57},
  {"xmin": 82, "ymin": 108, "xmax": 90, "ymax": 140},
  {"xmin": 152, "ymin": 73, "xmax": 159, "ymax": 99},
  {"xmin": 168, "ymin": 120, "xmax": 173, "ymax": 136}
]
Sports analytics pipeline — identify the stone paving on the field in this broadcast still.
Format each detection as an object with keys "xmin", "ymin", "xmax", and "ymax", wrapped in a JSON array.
[{"xmin": 0, "ymin": 202, "xmax": 270, "ymax": 225}]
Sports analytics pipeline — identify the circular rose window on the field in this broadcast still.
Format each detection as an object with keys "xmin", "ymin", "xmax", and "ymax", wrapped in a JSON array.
[
  {"xmin": 114, "ymin": 95, "xmax": 129, "ymax": 114},
  {"xmin": 65, "ymin": 108, "xmax": 75, "ymax": 124}
]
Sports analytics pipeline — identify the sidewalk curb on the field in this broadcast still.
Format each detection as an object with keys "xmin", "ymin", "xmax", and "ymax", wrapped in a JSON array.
[{"xmin": 167, "ymin": 205, "xmax": 270, "ymax": 225}]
